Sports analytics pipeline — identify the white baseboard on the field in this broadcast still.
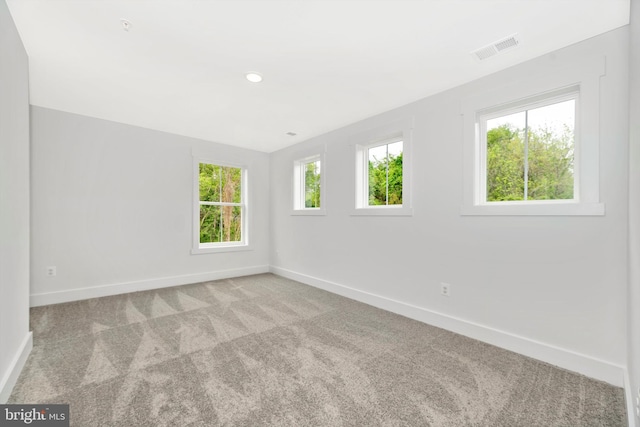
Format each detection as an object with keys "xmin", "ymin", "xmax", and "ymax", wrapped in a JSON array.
[
  {"xmin": 30, "ymin": 265, "xmax": 270, "ymax": 307},
  {"xmin": 624, "ymin": 369, "xmax": 638, "ymax": 427},
  {"xmin": 0, "ymin": 332, "xmax": 32, "ymax": 404},
  {"xmin": 270, "ymin": 266, "xmax": 625, "ymax": 387}
]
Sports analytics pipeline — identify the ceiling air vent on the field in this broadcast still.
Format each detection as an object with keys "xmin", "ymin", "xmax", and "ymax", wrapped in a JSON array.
[{"xmin": 472, "ymin": 33, "xmax": 519, "ymax": 61}]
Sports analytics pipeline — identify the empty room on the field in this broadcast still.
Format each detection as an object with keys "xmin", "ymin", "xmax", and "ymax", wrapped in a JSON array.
[{"xmin": 1, "ymin": 0, "xmax": 639, "ymax": 425}]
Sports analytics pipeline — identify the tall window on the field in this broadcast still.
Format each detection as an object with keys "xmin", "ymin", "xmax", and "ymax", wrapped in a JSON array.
[
  {"xmin": 293, "ymin": 156, "xmax": 322, "ymax": 209},
  {"xmin": 367, "ymin": 139, "xmax": 403, "ymax": 206},
  {"xmin": 197, "ymin": 162, "xmax": 245, "ymax": 248},
  {"xmin": 303, "ymin": 158, "xmax": 321, "ymax": 208},
  {"xmin": 293, "ymin": 153, "xmax": 325, "ymax": 214},
  {"xmin": 479, "ymin": 91, "xmax": 577, "ymax": 204},
  {"xmin": 353, "ymin": 119, "xmax": 413, "ymax": 216}
]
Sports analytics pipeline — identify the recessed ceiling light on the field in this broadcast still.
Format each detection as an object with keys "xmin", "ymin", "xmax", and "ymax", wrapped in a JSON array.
[
  {"xmin": 246, "ymin": 72, "xmax": 263, "ymax": 83},
  {"xmin": 121, "ymin": 19, "xmax": 131, "ymax": 32}
]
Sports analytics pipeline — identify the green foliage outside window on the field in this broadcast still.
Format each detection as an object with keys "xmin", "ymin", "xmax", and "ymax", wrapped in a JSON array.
[
  {"xmin": 486, "ymin": 124, "xmax": 574, "ymax": 202},
  {"xmin": 199, "ymin": 163, "xmax": 242, "ymax": 244},
  {"xmin": 304, "ymin": 161, "xmax": 321, "ymax": 208},
  {"xmin": 368, "ymin": 142, "xmax": 403, "ymax": 206}
]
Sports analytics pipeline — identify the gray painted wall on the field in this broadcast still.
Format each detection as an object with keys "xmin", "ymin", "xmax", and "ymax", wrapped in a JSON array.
[
  {"xmin": 3, "ymin": 0, "xmax": 635, "ymax": 416},
  {"xmin": 29, "ymin": 107, "xmax": 270, "ymax": 304},
  {"xmin": 270, "ymin": 28, "xmax": 629, "ymax": 385},
  {"xmin": 0, "ymin": 0, "xmax": 30, "ymax": 402},
  {"xmin": 629, "ymin": 0, "xmax": 640, "ymax": 423}
]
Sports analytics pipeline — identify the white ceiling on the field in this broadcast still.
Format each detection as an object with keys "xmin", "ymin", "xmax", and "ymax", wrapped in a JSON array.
[{"xmin": 6, "ymin": 0, "xmax": 630, "ymax": 153}]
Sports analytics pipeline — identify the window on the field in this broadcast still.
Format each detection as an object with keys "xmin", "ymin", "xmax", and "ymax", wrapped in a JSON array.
[
  {"xmin": 294, "ymin": 156, "xmax": 322, "ymax": 209},
  {"xmin": 480, "ymin": 92, "xmax": 577, "ymax": 203},
  {"xmin": 303, "ymin": 159, "xmax": 321, "ymax": 208},
  {"xmin": 194, "ymin": 161, "xmax": 247, "ymax": 252},
  {"xmin": 353, "ymin": 118, "xmax": 413, "ymax": 216},
  {"xmin": 292, "ymin": 150, "xmax": 326, "ymax": 215},
  {"xmin": 366, "ymin": 138, "xmax": 403, "ymax": 206},
  {"xmin": 462, "ymin": 57, "xmax": 605, "ymax": 216}
]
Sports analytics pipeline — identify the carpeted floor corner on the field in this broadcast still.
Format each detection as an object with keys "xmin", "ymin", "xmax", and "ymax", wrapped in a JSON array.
[{"xmin": 9, "ymin": 273, "xmax": 627, "ymax": 426}]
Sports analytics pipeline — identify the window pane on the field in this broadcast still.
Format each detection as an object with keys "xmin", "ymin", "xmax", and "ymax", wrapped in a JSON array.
[
  {"xmin": 387, "ymin": 141, "xmax": 403, "ymax": 205},
  {"xmin": 221, "ymin": 166, "xmax": 242, "ymax": 203},
  {"xmin": 486, "ymin": 112, "xmax": 526, "ymax": 201},
  {"xmin": 199, "ymin": 163, "xmax": 221, "ymax": 202},
  {"xmin": 221, "ymin": 206, "xmax": 242, "ymax": 242},
  {"xmin": 367, "ymin": 141, "xmax": 403, "ymax": 206},
  {"xmin": 304, "ymin": 160, "xmax": 321, "ymax": 208},
  {"xmin": 368, "ymin": 144, "xmax": 388, "ymax": 205},
  {"xmin": 526, "ymin": 100, "xmax": 575, "ymax": 200},
  {"xmin": 200, "ymin": 205, "xmax": 221, "ymax": 243}
]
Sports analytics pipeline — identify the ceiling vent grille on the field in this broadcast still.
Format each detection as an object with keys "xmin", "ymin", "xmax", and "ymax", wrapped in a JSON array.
[{"xmin": 472, "ymin": 34, "xmax": 519, "ymax": 61}]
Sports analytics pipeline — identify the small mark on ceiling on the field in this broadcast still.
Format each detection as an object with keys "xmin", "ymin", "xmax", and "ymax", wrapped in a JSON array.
[{"xmin": 121, "ymin": 19, "xmax": 131, "ymax": 32}]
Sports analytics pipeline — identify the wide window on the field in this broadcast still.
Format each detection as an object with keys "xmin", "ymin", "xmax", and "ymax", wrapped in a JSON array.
[
  {"xmin": 462, "ymin": 65, "xmax": 605, "ymax": 217},
  {"xmin": 195, "ymin": 162, "xmax": 246, "ymax": 251},
  {"xmin": 480, "ymin": 93, "xmax": 576, "ymax": 203}
]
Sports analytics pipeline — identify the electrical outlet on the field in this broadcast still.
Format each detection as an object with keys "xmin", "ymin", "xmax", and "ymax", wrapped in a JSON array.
[
  {"xmin": 440, "ymin": 283, "xmax": 450, "ymax": 297},
  {"xmin": 46, "ymin": 266, "xmax": 56, "ymax": 277}
]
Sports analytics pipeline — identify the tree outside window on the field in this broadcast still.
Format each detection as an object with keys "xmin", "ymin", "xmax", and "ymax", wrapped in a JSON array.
[
  {"xmin": 367, "ymin": 140, "xmax": 403, "ymax": 206},
  {"xmin": 198, "ymin": 163, "xmax": 243, "ymax": 244},
  {"xmin": 304, "ymin": 160, "xmax": 321, "ymax": 208},
  {"xmin": 484, "ymin": 98, "xmax": 575, "ymax": 202}
]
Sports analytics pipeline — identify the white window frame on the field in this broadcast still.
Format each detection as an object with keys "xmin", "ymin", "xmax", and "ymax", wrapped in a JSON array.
[
  {"xmin": 292, "ymin": 150, "xmax": 326, "ymax": 216},
  {"xmin": 461, "ymin": 56, "xmax": 605, "ymax": 216},
  {"xmin": 477, "ymin": 87, "xmax": 579, "ymax": 205},
  {"xmin": 352, "ymin": 117, "xmax": 413, "ymax": 216},
  {"xmin": 192, "ymin": 156, "xmax": 250, "ymax": 254}
]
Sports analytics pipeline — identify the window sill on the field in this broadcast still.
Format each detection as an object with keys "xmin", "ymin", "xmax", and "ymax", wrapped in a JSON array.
[
  {"xmin": 191, "ymin": 244, "xmax": 252, "ymax": 255},
  {"xmin": 291, "ymin": 209, "xmax": 327, "ymax": 216},
  {"xmin": 350, "ymin": 206, "xmax": 413, "ymax": 217},
  {"xmin": 460, "ymin": 202, "xmax": 605, "ymax": 216}
]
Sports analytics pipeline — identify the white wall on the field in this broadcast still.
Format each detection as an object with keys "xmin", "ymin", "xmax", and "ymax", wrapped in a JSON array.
[
  {"xmin": 628, "ymin": 0, "xmax": 640, "ymax": 422},
  {"xmin": 270, "ymin": 28, "xmax": 629, "ymax": 386},
  {"xmin": 30, "ymin": 107, "xmax": 270, "ymax": 305},
  {"xmin": 0, "ymin": 0, "xmax": 31, "ymax": 403}
]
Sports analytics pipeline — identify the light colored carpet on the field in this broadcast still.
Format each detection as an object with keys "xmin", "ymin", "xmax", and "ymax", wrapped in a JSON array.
[{"xmin": 9, "ymin": 273, "xmax": 626, "ymax": 426}]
